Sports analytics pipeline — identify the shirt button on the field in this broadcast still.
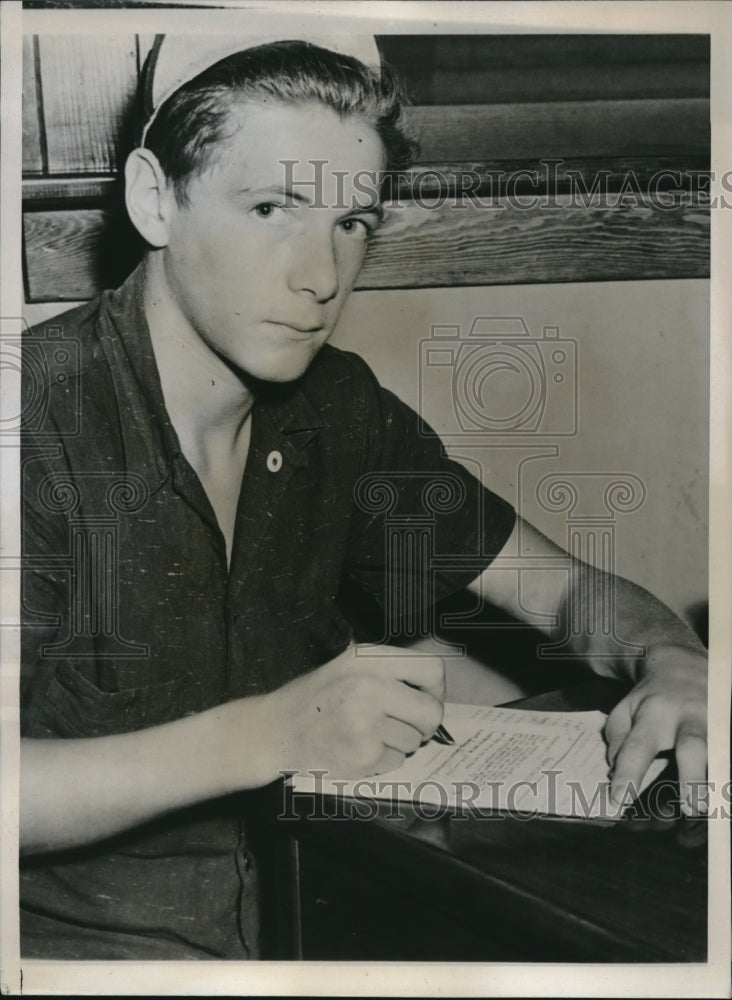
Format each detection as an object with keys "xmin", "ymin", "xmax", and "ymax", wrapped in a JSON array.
[{"xmin": 266, "ymin": 450, "xmax": 283, "ymax": 473}]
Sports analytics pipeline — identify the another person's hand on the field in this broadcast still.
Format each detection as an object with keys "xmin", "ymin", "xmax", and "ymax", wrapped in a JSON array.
[
  {"xmin": 262, "ymin": 644, "xmax": 445, "ymax": 780},
  {"xmin": 603, "ymin": 644, "xmax": 707, "ymax": 814}
]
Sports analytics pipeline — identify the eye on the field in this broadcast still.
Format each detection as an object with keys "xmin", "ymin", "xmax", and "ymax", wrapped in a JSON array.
[
  {"xmin": 338, "ymin": 216, "xmax": 374, "ymax": 238},
  {"xmin": 253, "ymin": 202, "xmax": 281, "ymax": 219},
  {"xmin": 251, "ymin": 201, "xmax": 295, "ymax": 228}
]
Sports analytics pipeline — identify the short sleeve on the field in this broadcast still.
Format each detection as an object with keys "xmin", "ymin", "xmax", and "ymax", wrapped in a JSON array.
[{"xmin": 342, "ymin": 358, "xmax": 516, "ymax": 615}]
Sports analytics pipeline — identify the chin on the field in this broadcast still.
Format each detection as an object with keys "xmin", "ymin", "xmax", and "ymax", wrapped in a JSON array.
[{"xmin": 242, "ymin": 346, "xmax": 321, "ymax": 385}]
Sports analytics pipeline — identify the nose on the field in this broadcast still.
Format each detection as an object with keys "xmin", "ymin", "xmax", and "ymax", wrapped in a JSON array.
[{"xmin": 288, "ymin": 229, "xmax": 339, "ymax": 303}]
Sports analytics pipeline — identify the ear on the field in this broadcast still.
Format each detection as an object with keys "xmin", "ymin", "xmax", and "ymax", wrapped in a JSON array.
[{"xmin": 125, "ymin": 148, "xmax": 175, "ymax": 248}]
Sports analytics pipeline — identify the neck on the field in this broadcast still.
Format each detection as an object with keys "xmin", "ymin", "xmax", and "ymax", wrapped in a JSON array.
[
  {"xmin": 142, "ymin": 253, "xmax": 255, "ymax": 450},
  {"xmin": 142, "ymin": 253, "xmax": 254, "ymax": 567}
]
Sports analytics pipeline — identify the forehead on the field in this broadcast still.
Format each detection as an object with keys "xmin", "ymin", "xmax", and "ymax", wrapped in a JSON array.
[{"xmin": 202, "ymin": 97, "xmax": 386, "ymax": 190}]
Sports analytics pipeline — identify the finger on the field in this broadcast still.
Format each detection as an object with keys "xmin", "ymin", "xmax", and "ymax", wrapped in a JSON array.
[
  {"xmin": 379, "ymin": 717, "xmax": 423, "ymax": 756},
  {"xmin": 372, "ymin": 747, "xmax": 405, "ymax": 775},
  {"xmin": 675, "ymin": 722, "xmax": 708, "ymax": 816},
  {"xmin": 382, "ymin": 680, "xmax": 444, "ymax": 740},
  {"xmin": 357, "ymin": 647, "xmax": 446, "ymax": 702},
  {"xmin": 604, "ymin": 699, "xmax": 633, "ymax": 767},
  {"xmin": 609, "ymin": 714, "xmax": 663, "ymax": 809}
]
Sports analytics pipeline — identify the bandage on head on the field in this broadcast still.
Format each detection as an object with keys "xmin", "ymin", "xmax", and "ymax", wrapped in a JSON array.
[{"xmin": 139, "ymin": 32, "xmax": 382, "ymax": 146}]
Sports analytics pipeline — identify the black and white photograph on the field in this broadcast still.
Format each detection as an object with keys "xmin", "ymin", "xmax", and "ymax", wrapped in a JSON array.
[{"xmin": 0, "ymin": 1, "xmax": 729, "ymax": 996}]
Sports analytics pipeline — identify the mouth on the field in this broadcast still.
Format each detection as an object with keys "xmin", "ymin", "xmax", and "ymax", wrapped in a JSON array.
[{"xmin": 268, "ymin": 321, "xmax": 324, "ymax": 338}]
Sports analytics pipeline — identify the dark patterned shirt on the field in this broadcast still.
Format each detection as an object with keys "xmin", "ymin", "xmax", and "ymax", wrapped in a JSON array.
[{"xmin": 20, "ymin": 265, "xmax": 515, "ymax": 958}]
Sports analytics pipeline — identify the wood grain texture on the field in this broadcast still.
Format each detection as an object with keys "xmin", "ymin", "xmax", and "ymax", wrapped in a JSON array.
[
  {"xmin": 421, "ymin": 62, "xmax": 709, "ymax": 105},
  {"xmin": 385, "ymin": 157, "xmax": 710, "ymax": 201},
  {"xmin": 23, "ymin": 176, "xmax": 118, "ymax": 205},
  {"xmin": 291, "ymin": 678, "xmax": 706, "ymax": 962},
  {"xmin": 378, "ymin": 35, "xmax": 709, "ymax": 105},
  {"xmin": 22, "ymin": 36, "xmax": 43, "ymax": 175},
  {"xmin": 22, "ymin": 155, "xmax": 710, "ymax": 207},
  {"xmin": 24, "ymin": 210, "xmax": 118, "ymax": 301},
  {"xmin": 23, "ymin": 196, "xmax": 710, "ymax": 303},
  {"xmin": 24, "ymin": 95, "xmax": 711, "ymax": 178},
  {"xmin": 295, "ymin": 794, "xmax": 706, "ymax": 961},
  {"xmin": 38, "ymin": 35, "xmax": 138, "ymax": 173},
  {"xmin": 359, "ymin": 195, "xmax": 710, "ymax": 288},
  {"xmin": 24, "ymin": 33, "xmax": 709, "ymax": 179},
  {"xmin": 405, "ymin": 99, "xmax": 710, "ymax": 163}
]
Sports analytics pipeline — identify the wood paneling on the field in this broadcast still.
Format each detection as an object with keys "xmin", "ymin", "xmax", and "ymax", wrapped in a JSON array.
[
  {"xmin": 37, "ymin": 35, "xmax": 138, "ymax": 173},
  {"xmin": 22, "ymin": 36, "xmax": 43, "ymax": 175},
  {"xmin": 20, "ymin": 33, "xmax": 711, "ymax": 299},
  {"xmin": 23, "ymin": 197, "xmax": 709, "ymax": 302},
  {"xmin": 22, "ymin": 157, "xmax": 708, "ymax": 208},
  {"xmin": 24, "ymin": 210, "xmax": 116, "ymax": 301},
  {"xmin": 20, "ymin": 94, "xmax": 711, "ymax": 181},
  {"xmin": 385, "ymin": 157, "xmax": 709, "ymax": 201},
  {"xmin": 23, "ymin": 176, "xmax": 117, "ymax": 206},
  {"xmin": 363, "ymin": 196, "xmax": 709, "ymax": 288},
  {"xmin": 405, "ymin": 100, "xmax": 710, "ymax": 163},
  {"xmin": 420, "ymin": 63, "xmax": 710, "ymax": 105},
  {"xmin": 22, "ymin": 34, "xmax": 710, "ymax": 178},
  {"xmin": 378, "ymin": 35, "xmax": 710, "ymax": 104}
]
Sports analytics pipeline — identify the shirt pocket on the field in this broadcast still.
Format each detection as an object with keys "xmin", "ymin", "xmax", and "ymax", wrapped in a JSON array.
[{"xmin": 34, "ymin": 661, "xmax": 190, "ymax": 738}]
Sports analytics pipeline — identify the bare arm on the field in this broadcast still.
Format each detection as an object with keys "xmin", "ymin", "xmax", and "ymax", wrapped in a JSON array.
[
  {"xmin": 21, "ymin": 645, "xmax": 445, "ymax": 855},
  {"xmin": 471, "ymin": 517, "xmax": 707, "ymax": 811},
  {"xmin": 20, "ymin": 695, "xmax": 276, "ymax": 856}
]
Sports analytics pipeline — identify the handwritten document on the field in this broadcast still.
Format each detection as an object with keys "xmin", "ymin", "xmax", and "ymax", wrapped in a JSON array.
[{"xmin": 290, "ymin": 704, "xmax": 669, "ymax": 820}]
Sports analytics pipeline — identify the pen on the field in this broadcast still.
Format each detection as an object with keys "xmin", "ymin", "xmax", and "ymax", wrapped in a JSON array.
[{"xmin": 433, "ymin": 723, "xmax": 455, "ymax": 746}]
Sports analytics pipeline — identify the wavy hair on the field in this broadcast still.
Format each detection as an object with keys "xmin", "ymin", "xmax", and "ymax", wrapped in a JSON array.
[{"xmin": 143, "ymin": 41, "xmax": 418, "ymax": 204}]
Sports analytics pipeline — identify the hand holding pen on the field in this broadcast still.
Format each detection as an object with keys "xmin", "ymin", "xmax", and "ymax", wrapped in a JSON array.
[
  {"xmin": 273, "ymin": 644, "xmax": 447, "ymax": 780},
  {"xmin": 432, "ymin": 723, "xmax": 455, "ymax": 746}
]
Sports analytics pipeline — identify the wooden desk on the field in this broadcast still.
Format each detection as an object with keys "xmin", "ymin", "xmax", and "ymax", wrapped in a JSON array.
[{"xmin": 279, "ymin": 678, "xmax": 707, "ymax": 962}]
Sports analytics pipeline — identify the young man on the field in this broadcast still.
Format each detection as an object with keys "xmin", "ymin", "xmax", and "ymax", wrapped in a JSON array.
[{"xmin": 19, "ymin": 34, "xmax": 707, "ymax": 959}]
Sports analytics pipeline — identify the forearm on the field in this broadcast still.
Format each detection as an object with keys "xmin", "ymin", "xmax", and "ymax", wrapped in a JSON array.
[
  {"xmin": 20, "ymin": 693, "xmax": 280, "ymax": 856},
  {"xmin": 21, "ymin": 643, "xmax": 446, "ymax": 857},
  {"xmin": 477, "ymin": 518, "xmax": 707, "ymax": 805},
  {"xmin": 554, "ymin": 562, "xmax": 706, "ymax": 683},
  {"xmin": 476, "ymin": 517, "xmax": 705, "ymax": 682}
]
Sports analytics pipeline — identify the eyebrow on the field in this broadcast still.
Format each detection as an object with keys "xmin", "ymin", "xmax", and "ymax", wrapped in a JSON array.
[
  {"xmin": 347, "ymin": 202, "xmax": 385, "ymax": 223},
  {"xmin": 238, "ymin": 185, "xmax": 309, "ymax": 205},
  {"xmin": 239, "ymin": 185, "xmax": 385, "ymax": 221}
]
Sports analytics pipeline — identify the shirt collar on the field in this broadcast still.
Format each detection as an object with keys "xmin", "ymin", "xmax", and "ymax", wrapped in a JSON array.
[{"xmin": 95, "ymin": 263, "xmax": 323, "ymax": 492}]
